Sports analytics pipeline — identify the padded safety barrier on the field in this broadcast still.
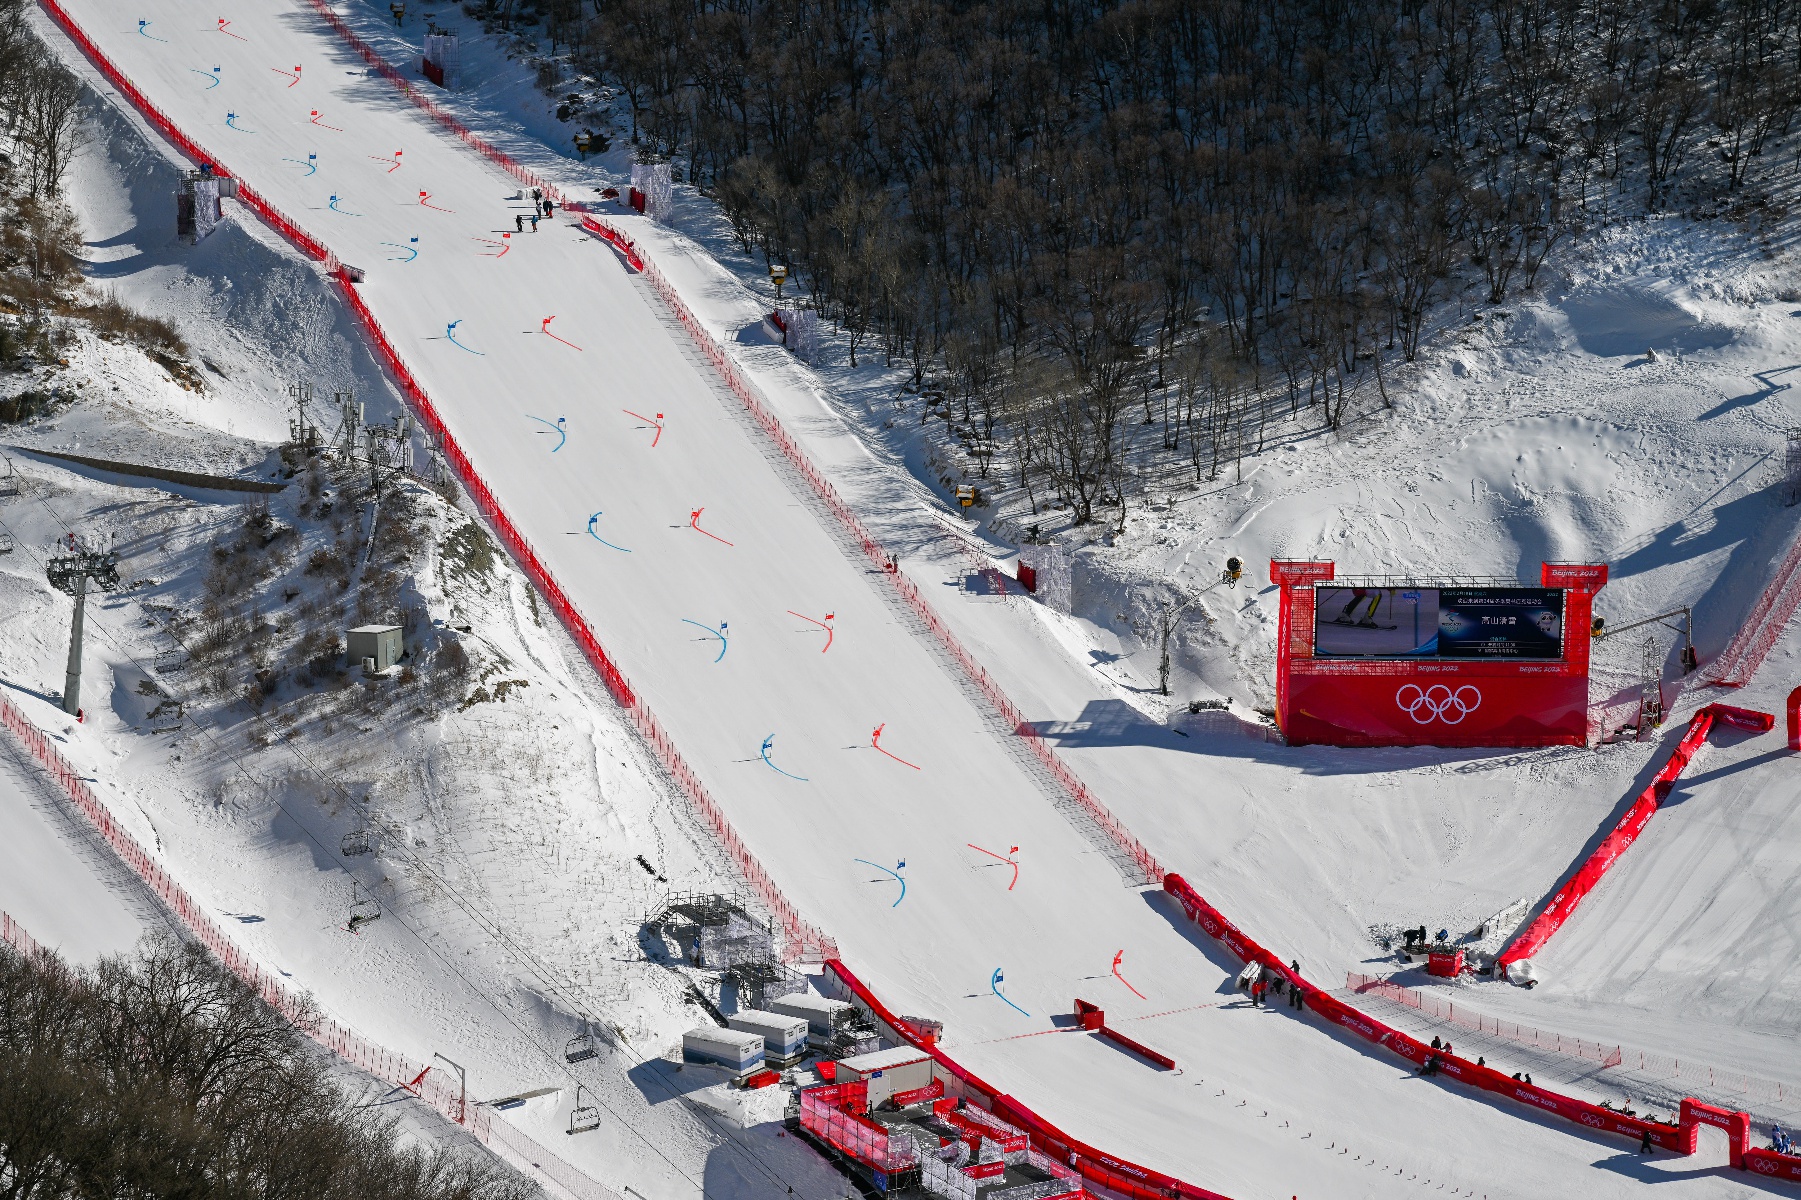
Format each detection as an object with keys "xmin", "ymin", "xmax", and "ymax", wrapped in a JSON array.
[{"xmin": 1498, "ymin": 703, "xmax": 1774, "ymax": 967}]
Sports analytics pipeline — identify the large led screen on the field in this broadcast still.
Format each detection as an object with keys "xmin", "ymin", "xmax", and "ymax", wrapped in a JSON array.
[{"xmin": 1313, "ymin": 586, "xmax": 1564, "ymax": 660}]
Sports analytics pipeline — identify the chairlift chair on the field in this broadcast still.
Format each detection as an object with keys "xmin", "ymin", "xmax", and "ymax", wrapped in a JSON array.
[
  {"xmin": 565, "ymin": 1026, "xmax": 599, "ymax": 1063},
  {"xmin": 568, "ymin": 1085, "xmax": 601, "ymax": 1135}
]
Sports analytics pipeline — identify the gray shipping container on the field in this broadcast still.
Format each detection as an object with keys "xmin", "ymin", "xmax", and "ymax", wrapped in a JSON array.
[
  {"xmin": 727, "ymin": 1009, "xmax": 810, "ymax": 1060},
  {"xmin": 681, "ymin": 1027, "xmax": 766, "ymax": 1076},
  {"xmin": 767, "ymin": 993, "xmax": 853, "ymax": 1043}
]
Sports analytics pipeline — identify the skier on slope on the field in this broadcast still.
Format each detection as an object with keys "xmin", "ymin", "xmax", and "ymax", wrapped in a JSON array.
[
  {"xmin": 1334, "ymin": 588, "xmax": 1382, "ymax": 627},
  {"xmin": 515, "ymin": 213, "xmax": 523, "ymax": 232},
  {"xmin": 530, "ymin": 213, "xmax": 540, "ymax": 232}
]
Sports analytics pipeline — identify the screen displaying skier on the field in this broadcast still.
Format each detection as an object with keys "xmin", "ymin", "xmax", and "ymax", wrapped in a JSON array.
[
  {"xmin": 1313, "ymin": 587, "xmax": 1440, "ymax": 657},
  {"xmin": 1313, "ymin": 586, "xmax": 1564, "ymax": 660}
]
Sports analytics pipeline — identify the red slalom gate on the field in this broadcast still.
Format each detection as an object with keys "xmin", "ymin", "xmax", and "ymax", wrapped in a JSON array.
[
  {"xmin": 0, "ymin": 700, "xmax": 622, "ymax": 1200},
  {"xmin": 822, "ymin": 960, "xmax": 1233, "ymax": 1200},
  {"xmin": 1497, "ymin": 702, "xmax": 1775, "ymax": 968}
]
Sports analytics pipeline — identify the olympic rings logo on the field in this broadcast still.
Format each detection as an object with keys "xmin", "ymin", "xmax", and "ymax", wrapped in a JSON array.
[{"xmin": 1396, "ymin": 684, "xmax": 1482, "ymax": 724}]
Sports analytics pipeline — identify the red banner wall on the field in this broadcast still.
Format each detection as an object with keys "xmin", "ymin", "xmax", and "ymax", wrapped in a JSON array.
[{"xmin": 1271, "ymin": 561, "xmax": 1608, "ymax": 748}]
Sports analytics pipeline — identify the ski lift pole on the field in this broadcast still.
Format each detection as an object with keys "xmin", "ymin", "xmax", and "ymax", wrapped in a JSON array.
[{"xmin": 433, "ymin": 1052, "xmax": 466, "ymax": 1124}]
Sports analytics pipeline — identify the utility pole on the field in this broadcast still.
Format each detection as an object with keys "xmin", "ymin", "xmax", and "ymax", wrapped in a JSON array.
[
  {"xmin": 433, "ymin": 1053, "xmax": 467, "ymax": 1124},
  {"xmin": 45, "ymin": 534, "xmax": 121, "ymax": 717}
]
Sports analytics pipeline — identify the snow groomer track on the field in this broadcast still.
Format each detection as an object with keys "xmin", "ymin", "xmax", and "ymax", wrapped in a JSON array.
[{"xmin": 33, "ymin": 2, "xmax": 1801, "ymax": 1196}]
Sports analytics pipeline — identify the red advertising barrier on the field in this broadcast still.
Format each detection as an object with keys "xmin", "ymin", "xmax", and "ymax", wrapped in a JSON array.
[
  {"xmin": 1497, "ymin": 703, "xmax": 1773, "ymax": 967},
  {"xmin": 38, "ymin": 0, "xmax": 833, "ymax": 966},
  {"xmin": 1271, "ymin": 561, "xmax": 1608, "ymax": 748},
  {"xmin": 822, "ymin": 960, "xmax": 1235, "ymax": 1200},
  {"xmin": 577, "ymin": 215, "xmax": 644, "ymax": 271},
  {"xmin": 0, "ymin": 702, "xmax": 623, "ymax": 1200}
]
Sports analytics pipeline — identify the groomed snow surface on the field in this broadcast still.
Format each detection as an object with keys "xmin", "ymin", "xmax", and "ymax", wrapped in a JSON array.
[{"xmin": 5, "ymin": 1, "xmax": 1801, "ymax": 1197}]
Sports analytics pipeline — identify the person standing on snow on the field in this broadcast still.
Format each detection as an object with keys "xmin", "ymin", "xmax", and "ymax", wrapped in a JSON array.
[{"xmin": 530, "ymin": 213, "xmax": 539, "ymax": 232}]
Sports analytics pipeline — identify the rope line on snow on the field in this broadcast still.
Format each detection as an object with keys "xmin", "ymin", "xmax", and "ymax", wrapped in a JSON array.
[
  {"xmin": 224, "ymin": 111, "xmax": 253, "ymax": 132},
  {"xmin": 853, "ymin": 859, "xmax": 907, "ymax": 907},
  {"xmin": 215, "ymin": 17, "xmax": 246, "ymax": 40},
  {"xmin": 272, "ymin": 65, "xmax": 301, "ymax": 86},
  {"xmin": 328, "ymin": 195, "xmax": 361, "ymax": 216},
  {"xmin": 137, "ymin": 20, "xmax": 167, "ymax": 40},
  {"xmin": 759, "ymin": 734, "xmax": 807, "ymax": 781},
  {"xmin": 368, "ymin": 151, "xmax": 403, "ymax": 172},
  {"xmin": 444, "ymin": 320, "xmax": 484, "ymax": 356},
  {"xmin": 681, "ymin": 619, "xmax": 727, "ymax": 663},
  {"xmin": 471, "ymin": 236, "xmax": 508, "ymax": 258},
  {"xmin": 418, "ymin": 189, "xmax": 454, "ymax": 213},
  {"xmin": 379, "ymin": 241, "xmax": 417, "ymax": 262},
  {"xmin": 280, "ymin": 155, "xmax": 317, "ymax": 175},
  {"xmin": 308, "ymin": 109, "xmax": 342, "ymax": 130},
  {"xmin": 190, "ymin": 68, "xmax": 219, "ymax": 88}
]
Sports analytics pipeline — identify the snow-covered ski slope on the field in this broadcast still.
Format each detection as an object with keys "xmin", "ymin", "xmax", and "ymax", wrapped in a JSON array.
[{"xmin": 34, "ymin": 4, "xmax": 1788, "ymax": 1196}]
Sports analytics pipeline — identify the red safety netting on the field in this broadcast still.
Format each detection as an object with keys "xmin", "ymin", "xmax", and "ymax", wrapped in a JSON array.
[
  {"xmin": 0, "ymin": 699, "xmax": 620, "ymax": 1200},
  {"xmin": 1498, "ymin": 703, "xmax": 1772, "ymax": 966},
  {"xmin": 1704, "ymin": 522, "xmax": 1801, "ymax": 687},
  {"xmin": 301, "ymin": 0, "xmax": 575, "ymax": 210},
  {"xmin": 577, "ymin": 215, "xmax": 644, "ymax": 271},
  {"xmin": 1346, "ymin": 973, "xmax": 1623, "ymax": 1067}
]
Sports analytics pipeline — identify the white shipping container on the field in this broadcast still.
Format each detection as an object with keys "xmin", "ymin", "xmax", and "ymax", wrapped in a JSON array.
[
  {"xmin": 681, "ymin": 1027, "xmax": 766, "ymax": 1076},
  {"xmin": 728, "ymin": 1009, "xmax": 810, "ymax": 1059}
]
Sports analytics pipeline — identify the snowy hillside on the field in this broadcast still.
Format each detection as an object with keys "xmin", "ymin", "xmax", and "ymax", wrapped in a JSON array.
[{"xmin": 3, "ymin": 1, "xmax": 1801, "ymax": 1198}]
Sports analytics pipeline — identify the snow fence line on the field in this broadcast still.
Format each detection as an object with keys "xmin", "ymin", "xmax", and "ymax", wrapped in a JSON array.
[
  {"xmin": 0, "ymin": 695, "xmax": 622, "ymax": 1200},
  {"xmin": 821, "ymin": 959, "xmax": 1236, "ymax": 1200},
  {"xmin": 1704, "ymin": 513, "xmax": 1801, "ymax": 688},
  {"xmin": 33, "ymin": 0, "xmax": 836, "ymax": 966},
  {"xmin": 1497, "ymin": 703, "xmax": 1774, "ymax": 968},
  {"xmin": 1349, "ymin": 973, "xmax": 1801, "ymax": 1113},
  {"xmin": 1346, "ymin": 973, "xmax": 1624, "ymax": 1068}
]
